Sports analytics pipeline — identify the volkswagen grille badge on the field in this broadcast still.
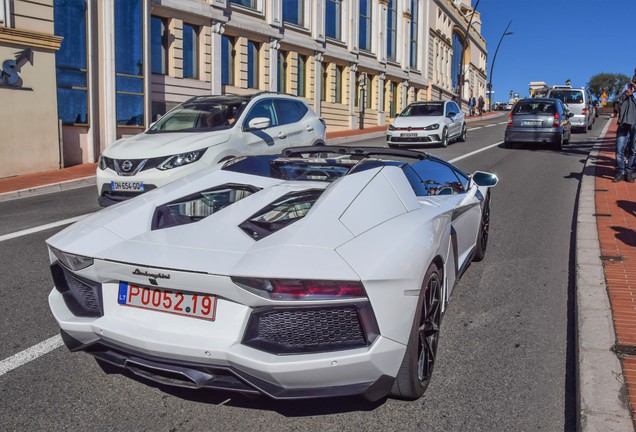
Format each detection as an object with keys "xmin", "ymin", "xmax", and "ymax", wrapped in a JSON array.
[{"xmin": 121, "ymin": 160, "xmax": 133, "ymax": 172}]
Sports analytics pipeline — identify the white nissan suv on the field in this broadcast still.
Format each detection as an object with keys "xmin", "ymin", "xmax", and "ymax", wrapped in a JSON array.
[{"xmin": 97, "ymin": 93, "xmax": 327, "ymax": 206}]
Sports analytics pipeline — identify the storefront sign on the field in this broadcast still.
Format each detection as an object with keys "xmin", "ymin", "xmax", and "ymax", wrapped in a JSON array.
[{"xmin": 0, "ymin": 48, "xmax": 33, "ymax": 89}]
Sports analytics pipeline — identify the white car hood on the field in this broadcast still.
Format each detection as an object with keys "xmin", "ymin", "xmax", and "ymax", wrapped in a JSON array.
[
  {"xmin": 103, "ymin": 131, "xmax": 232, "ymax": 159},
  {"xmin": 391, "ymin": 116, "xmax": 445, "ymax": 128}
]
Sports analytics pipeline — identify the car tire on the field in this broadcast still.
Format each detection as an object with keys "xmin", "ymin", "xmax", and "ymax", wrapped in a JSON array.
[
  {"xmin": 391, "ymin": 262, "xmax": 442, "ymax": 400},
  {"xmin": 440, "ymin": 128, "xmax": 449, "ymax": 147},
  {"xmin": 587, "ymin": 122, "xmax": 593, "ymax": 130},
  {"xmin": 458, "ymin": 124, "xmax": 467, "ymax": 142},
  {"xmin": 473, "ymin": 191, "xmax": 491, "ymax": 262},
  {"xmin": 582, "ymin": 126, "xmax": 588, "ymax": 134},
  {"xmin": 503, "ymin": 140, "xmax": 512, "ymax": 149}
]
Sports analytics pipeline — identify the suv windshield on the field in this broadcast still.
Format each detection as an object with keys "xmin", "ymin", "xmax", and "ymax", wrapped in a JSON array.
[
  {"xmin": 400, "ymin": 103, "xmax": 444, "ymax": 117},
  {"xmin": 549, "ymin": 90, "xmax": 583, "ymax": 104},
  {"xmin": 148, "ymin": 98, "xmax": 248, "ymax": 133}
]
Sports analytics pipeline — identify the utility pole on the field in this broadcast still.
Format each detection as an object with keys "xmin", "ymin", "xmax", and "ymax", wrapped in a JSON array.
[{"xmin": 487, "ymin": 20, "xmax": 513, "ymax": 112}]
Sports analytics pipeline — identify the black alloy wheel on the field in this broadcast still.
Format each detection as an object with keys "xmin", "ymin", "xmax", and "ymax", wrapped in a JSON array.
[
  {"xmin": 391, "ymin": 262, "xmax": 442, "ymax": 400},
  {"xmin": 473, "ymin": 191, "xmax": 490, "ymax": 262}
]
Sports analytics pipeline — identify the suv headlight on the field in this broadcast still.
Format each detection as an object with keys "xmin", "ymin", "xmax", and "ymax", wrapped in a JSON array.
[
  {"xmin": 424, "ymin": 123, "xmax": 440, "ymax": 130},
  {"xmin": 98, "ymin": 155, "xmax": 107, "ymax": 170},
  {"xmin": 49, "ymin": 246, "xmax": 94, "ymax": 271},
  {"xmin": 157, "ymin": 149, "xmax": 207, "ymax": 170}
]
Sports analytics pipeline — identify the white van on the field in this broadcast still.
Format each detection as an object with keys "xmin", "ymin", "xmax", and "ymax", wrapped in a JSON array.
[{"xmin": 546, "ymin": 86, "xmax": 594, "ymax": 132}]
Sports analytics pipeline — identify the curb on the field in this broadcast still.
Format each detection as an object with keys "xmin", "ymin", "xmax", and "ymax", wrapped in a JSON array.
[
  {"xmin": 0, "ymin": 176, "xmax": 96, "ymax": 203},
  {"xmin": 576, "ymin": 118, "xmax": 633, "ymax": 431}
]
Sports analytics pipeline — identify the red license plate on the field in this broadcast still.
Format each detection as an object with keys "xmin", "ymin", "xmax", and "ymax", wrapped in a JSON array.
[{"xmin": 117, "ymin": 282, "xmax": 216, "ymax": 321}]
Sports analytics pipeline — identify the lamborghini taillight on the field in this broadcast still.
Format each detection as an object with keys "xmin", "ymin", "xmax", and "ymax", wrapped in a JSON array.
[{"xmin": 232, "ymin": 277, "xmax": 367, "ymax": 300}]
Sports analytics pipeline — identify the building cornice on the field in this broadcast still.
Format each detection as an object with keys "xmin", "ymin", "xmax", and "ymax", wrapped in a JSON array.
[{"xmin": 0, "ymin": 27, "xmax": 63, "ymax": 51}]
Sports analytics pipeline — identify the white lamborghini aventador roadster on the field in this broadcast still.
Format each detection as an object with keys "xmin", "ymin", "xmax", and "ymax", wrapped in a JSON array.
[{"xmin": 47, "ymin": 146, "xmax": 498, "ymax": 402}]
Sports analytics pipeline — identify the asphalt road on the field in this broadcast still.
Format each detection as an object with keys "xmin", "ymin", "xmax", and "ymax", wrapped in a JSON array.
[{"xmin": 0, "ymin": 115, "xmax": 606, "ymax": 431}]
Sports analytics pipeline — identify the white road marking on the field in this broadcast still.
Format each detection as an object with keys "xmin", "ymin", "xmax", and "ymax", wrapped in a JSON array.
[
  {"xmin": 0, "ymin": 335, "xmax": 63, "ymax": 377},
  {"xmin": 0, "ymin": 214, "xmax": 91, "ymax": 243},
  {"xmin": 0, "ymin": 138, "xmax": 507, "ymax": 374},
  {"xmin": 449, "ymin": 141, "xmax": 504, "ymax": 164}
]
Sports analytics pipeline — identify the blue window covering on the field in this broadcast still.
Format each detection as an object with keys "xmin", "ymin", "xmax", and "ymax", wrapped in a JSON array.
[
  {"xmin": 151, "ymin": 16, "xmax": 167, "ymax": 75},
  {"xmin": 452, "ymin": 33, "xmax": 463, "ymax": 89},
  {"xmin": 247, "ymin": 41, "xmax": 259, "ymax": 89},
  {"xmin": 359, "ymin": 0, "xmax": 371, "ymax": 51},
  {"xmin": 115, "ymin": 0, "xmax": 144, "ymax": 126},
  {"xmin": 297, "ymin": 55, "xmax": 306, "ymax": 97},
  {"xmin": 387, "ymin": 0, "xmax": 397, "ymax": 61},
  {"xmin": 283, "ymin": 0, "xmax": 303, "ymax": 26},
  {"xmin": 54, "ymin": 0, "xmax": 88, "ymax": 125},
  {"xmin": 410, "ymin": 0, "xmax": 418, "ymax": 68},
  {"xmin": 183, "ymin": 23, "xmax": 198, "ymax": 79},
  {"xmin": 222, "ymin": 35, "xmax": 234, "ymax": 85},
  {"xmin": 326, "ymin": 0, "xmax": 341, "ymax": 40}
]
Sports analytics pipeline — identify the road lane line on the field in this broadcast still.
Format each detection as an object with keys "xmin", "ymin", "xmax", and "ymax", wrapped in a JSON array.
[
  {"xmin": 2, "ymin": 140, "xmax": 507, "ymax": 374},
  {"xmin": 0, "ymin": 214, "xmax": 92, "ymax": 243},
  {"xmin": 0, "ymin": 335, "xmax": 63, "ymax": 377},
  {"xmin": 449, "ymin": 141, "xmax": 504, "ymax": 164}
]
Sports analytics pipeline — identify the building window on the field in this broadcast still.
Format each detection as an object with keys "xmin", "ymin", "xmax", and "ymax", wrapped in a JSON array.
[
  {"xmin": 326, "ymin": 0, "xmax": 341, "ymax": 40},
  {"xmin": 247, "ymin": 41, "xmax": 259, "ymax": 89},
  {"xmin": 335, "ymin": 65, "xmax": 343, "ymax": 104},
  {"xmin": 229, "ymin": 0, "xmax": 256, "ymax": 9},
  {"xmin": 183, "ymin": 23, "xmax": 198, "ymax": 79},
  {"xmin": 410, "ymin": 0, "xmax": 418, "ymax": 68},
  {"xmin": 451, "ymin": 33, "xmax": 463, "ymax": 89},
  {"xmin": 151, "ymin": 16, "xmax": 168, "ymax": 75},
  {"xmin": 320, "ymin": 62, "xmax": 328, "ymax": 102},
  {"xmin": 54, "ymin": 0, "xmax": 88, "ymax": 125},
  {"xmin": 359, "ymin": 0, "xmax": 372, "ymax": 51},
  {"xmin": 115, "ymin": 0, "xmax": 144, "ymax": 127},
  {"xmin": 297, "ymin": 54, "xmax": 306, "ymax": 97},
  {"xmin": 277, "ymin": 50, "xmax": 287, "ymax": 93},
  {"xmin": 222, "ymin": 35, "xmax": 235, "ymax": 86},
  {"xmin": 283, "ymin": 0, "xmax": 303, "ymax": 26},
  {"xmin": 387, "ymin": 0, "xmax": 397, "ymax": 61}
]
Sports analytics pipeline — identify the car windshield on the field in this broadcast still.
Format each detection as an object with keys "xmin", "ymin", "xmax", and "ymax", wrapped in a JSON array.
[
  {"xmin": 148, "ymin": 99, "xmax": 248, "ymax": 133},
  {"xmin": 513, "ymin": 101, "xmax": 556, "ymax": 115},
  {"xmin": 549, "ymin": 90, "xmax": 583, "ymax": 104},
  {"xmin": 400, "ymin": 103, "xmax": 444, "ymax": 117}
]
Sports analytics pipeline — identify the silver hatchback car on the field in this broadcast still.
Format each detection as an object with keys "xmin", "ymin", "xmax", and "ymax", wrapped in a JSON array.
[{"xmin": 504, "ymin": 98, "xmax": 573, "ymax": 150}]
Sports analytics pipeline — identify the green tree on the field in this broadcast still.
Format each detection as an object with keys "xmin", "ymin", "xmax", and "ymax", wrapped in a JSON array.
[{"xmin": 588, "ymin": 73, "xmax": 630, "ymax": 100}]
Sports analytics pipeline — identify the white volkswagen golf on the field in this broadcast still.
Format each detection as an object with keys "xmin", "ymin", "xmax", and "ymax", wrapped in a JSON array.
[{"xmin": 97, "ymin": 93, "xmax": 326, "ymax": 206}]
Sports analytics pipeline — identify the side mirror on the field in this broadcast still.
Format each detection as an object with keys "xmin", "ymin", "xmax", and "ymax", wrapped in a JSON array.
[
  {"xmin": 472, "ymin": 171, "xmax": 499, "ymax": 187},
  {"xmin": 447, "ymin": 112, "xmax": 456, "ymax": 118},
  {"xmin": 246, "ymin": 117, "xmax": 270, "ymax": 131},
  {"xmin": 568, "ymin": 112, "xmax": 574, "ymax": 118}
]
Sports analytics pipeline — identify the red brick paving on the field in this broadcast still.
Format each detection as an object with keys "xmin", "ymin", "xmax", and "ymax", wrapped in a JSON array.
[
  {"xmin": 0, "ymin": 163, "xmax": 98, "ymax": 194},
  {"xmin": 595, "ymin": 117, "xmax": 636, "ymax": 425}
]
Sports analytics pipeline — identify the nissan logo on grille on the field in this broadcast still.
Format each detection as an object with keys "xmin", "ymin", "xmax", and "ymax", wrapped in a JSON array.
[{"xmin": 121, "ymin": 160, "xmax": 134, "ymax": 172}]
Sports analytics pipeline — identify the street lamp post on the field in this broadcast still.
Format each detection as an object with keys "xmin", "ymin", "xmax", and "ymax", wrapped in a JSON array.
[{"xmin": 487, "ymin": 20, "xmax": 513, "ymax": 112}]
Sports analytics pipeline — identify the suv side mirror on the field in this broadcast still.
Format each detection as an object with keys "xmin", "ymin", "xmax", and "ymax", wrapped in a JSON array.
[
  {"xmin": 246, "ymin": 117, "xmax": 270, "ymax": 131},
  {"xmin": 447, "ymin": 112, "xmax": 456, "ymax": 118},
  {"xmin": 568, "ymin": 112, "xmax": 574, "ymax": 118}
]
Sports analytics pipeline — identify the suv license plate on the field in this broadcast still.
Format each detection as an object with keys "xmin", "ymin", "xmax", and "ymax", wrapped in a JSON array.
[
  {"xmin": 111, "ymin": 181, "xmax": 144, "ymax": 191},
  {"xmin": 117, "ymin": 282, "xmax": 217, "ymax": 321}
]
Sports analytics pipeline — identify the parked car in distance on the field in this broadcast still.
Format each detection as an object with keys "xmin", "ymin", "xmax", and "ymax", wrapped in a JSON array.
[
  {"xmin": 504, "ymin": 98, "xmax": 572, "ymax": 150},
  {"xmin": 387, "ymin": 100, "xmax": 466, "ymax": 148},
  {"xmin": 47, "ymin": 145, "xmax": 498, "ymax": 402},
  {"xmin": 96, "ymin": 93, "xmax": 327, "ymax": 206},
  {"xmin": 546, "ymin": 85, "xmax": 593, "ymax": 132}
]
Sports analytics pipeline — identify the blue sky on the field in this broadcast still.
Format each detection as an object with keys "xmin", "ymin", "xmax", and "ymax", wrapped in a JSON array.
[{"xmin": 477, "ymin": 0, "xmax": 635, "ymax": 102}]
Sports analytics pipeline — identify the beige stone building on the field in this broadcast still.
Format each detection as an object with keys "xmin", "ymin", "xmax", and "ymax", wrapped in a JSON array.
[{"xmin": 0, "ymin": 0, "xmax": 487, "ymax": 178}]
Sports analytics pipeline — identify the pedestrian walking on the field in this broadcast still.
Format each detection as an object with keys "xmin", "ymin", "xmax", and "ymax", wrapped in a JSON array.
[
  {"xmin": 478, "ymin": 95, "xmax": 485, "ymax": 116},
  {"xmin": 612, "ymin": 76, "xmax": 636, "ymax": 183},
  {"xmin": 468, "ymin": 94, "xmax": 476, "ymax": 116}
]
